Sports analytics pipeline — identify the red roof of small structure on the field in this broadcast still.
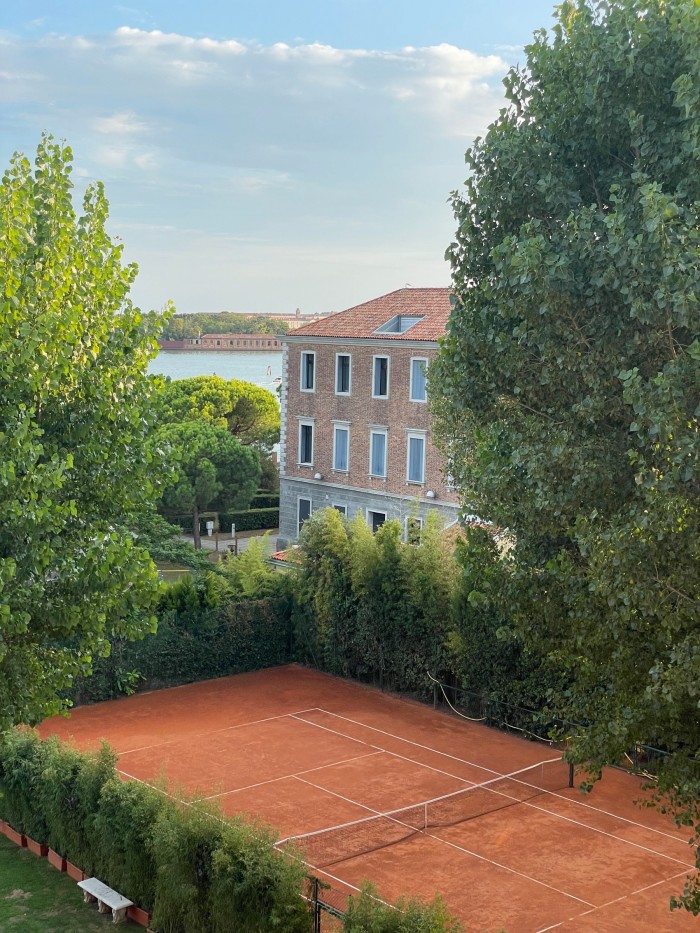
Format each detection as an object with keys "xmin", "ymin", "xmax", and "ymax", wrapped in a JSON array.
[{"xmin": 285, "ymin": 288, "xmax": 453, "ymax": 341}]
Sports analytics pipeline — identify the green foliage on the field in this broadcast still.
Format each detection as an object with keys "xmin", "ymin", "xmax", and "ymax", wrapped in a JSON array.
[
  {"xmin": 0, "ymin": 136, "xmax": 170, "ymax": 730},
  {"xmin": 157, "ymin": 420, "xmax": 261, "ymax": 547},
  {"xmin": 0, "ymin": 729, "xmax": 116, "ymax": 873},
  {"xmin": 447, "ymin": 529, "xmax": 563, "ymax": 708},
  {"xmin": 209, "ymin": 819, "xmax": 310, "ymax": 932},
  {"xmin": 68, "ymin": 570, "xmax": 293, "ymax": 704},
  {"xmin": 160, "ymin": 311, "xmax": 288, "ymax": 340},
  {"xmin": 127, "ymin": 510, "xmax": 211, "ymax": 569},
  {"xmin": 157, "ymin": 375, "xmax": 280, "ymax": 451},
  {"xmin": 220, "ymin": 506, "xmax": 280, "ymax": 532},
  {"xmin": 0, "ymin": 730, "xmax": 311, "ymax": 932},
  {"xmin": 293, "ymin": 509, "xmax": 454, "ymax": 695},
  {"xmin": 251, "ymin": 493, "xmax": 280, "ymax": 509},
  {"xmin": 344, "ymin": 884, "xmax": 462, "ymax": 933},
  {"xmin": 431, "ymin": 0, "xmax": 700, "ymax": 911},
  {"xmin": 258, "ymin": 454, "xmax": 280, "ymax": 492},
  {"xmin": 91, "ymin": 777, "xmax": 165, "ymax": 910},
  {"xmin": 149, "ymin": 801, "xmax": 223, "ymax": 933}
]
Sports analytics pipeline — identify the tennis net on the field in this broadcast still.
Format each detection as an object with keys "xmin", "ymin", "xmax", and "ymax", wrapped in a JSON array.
[{"xmin": 277, "ymin": 756, "xmax": 571, "ymax": 869}]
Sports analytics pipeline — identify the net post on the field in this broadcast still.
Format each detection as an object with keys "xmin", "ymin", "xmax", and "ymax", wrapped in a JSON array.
[{"xmin": 568, "ymin": 761, "xmax": 575, "ymax": 789}]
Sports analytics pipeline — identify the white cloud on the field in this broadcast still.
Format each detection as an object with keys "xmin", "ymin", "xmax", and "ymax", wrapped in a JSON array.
[
  {"xmin": 0, "ymin": 26, "xmax": 510, "ymax": 312},
  {"xmin": 92, "ymin": 112, "xmax": 147, "ymax": 135}
]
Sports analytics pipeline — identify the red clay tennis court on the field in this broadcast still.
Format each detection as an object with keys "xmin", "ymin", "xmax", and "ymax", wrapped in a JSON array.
[{"xmin": 40, "ymin": 664, "xmax": 697, "ymax": 932}]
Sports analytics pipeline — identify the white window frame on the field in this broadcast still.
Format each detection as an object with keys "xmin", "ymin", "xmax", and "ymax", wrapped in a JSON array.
[
  {"xmin": 366, "ymin": 509, "xmax": 387, "ymax": 533},
  {"xmin": 335, "ymin": 353, "xmax": 352, "ymax": 396},
  {"xmin": 300, "ymin": 351, "xmax": 316, "ymax": 392},
  {"xmin": 369, "ymin": 428, "xmax": 388, "ymax": 478},
  {"xmin": 406, "ymin": 431, "xmax": 426, "ymax": 485},
  {"xmin": 372, "ymin": 355, "xmax": 390, "ymax": 399},
  {"xmin": 332, "ymin": 503, "xmax": 347, "ymax": 516},
  {"xmin": 298, "ymin": 419, "xmax": 314, "ymax": 466},
  {"xmin": 405, "ymin": 515, "xmax": 424, "ymax": 542},
  {"xmin": 410, "ymin": 357, "xmax": 428, "ymax": 403},
  {"xmin": 332, "ymin": 422, "xmax": 350, "ymax": 473},
  {"xmin": 297, "ymin": 497, "xmax": 312, "ymax": 535}
]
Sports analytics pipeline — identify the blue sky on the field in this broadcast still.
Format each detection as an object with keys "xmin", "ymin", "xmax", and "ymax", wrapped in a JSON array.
[{"xmin": 1, "ymin": 1, "xmax": 558, "ymax": 315}]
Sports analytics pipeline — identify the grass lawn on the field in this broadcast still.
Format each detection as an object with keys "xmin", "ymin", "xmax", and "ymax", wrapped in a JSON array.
[{"xmin": 0, "ymin": 836, "xmax": 142, "ymax": 932}]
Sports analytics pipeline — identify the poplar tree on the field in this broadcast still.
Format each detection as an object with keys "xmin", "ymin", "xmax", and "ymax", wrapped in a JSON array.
[{"xmin": 0, "ymin": 137, "xmax": 169, "ymax": 729}]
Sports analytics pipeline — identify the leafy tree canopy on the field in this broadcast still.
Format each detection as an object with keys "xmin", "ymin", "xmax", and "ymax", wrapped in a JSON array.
[
  {"xmin": 157, "ymin": 421, "xmax": 261, "ymax": 547},
  {"xmin": 157, "ymin": 375, "xmax": 280, "ymax": 452},
  {"xmin": 0, "ymin": 136, "xmax": 170, "ymax": 729},
  {"xmin": 432, "ymin": 0, "xmax": 699, "ymax": 909},
  {"xmin": 160, "ymin": 311, "xmax": 288, "ymax": 340}
]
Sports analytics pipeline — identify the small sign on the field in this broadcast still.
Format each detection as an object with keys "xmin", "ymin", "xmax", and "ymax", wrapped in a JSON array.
[{"xmin": 206, "ymin": 520, "xmax": 214, "ymax": 536}]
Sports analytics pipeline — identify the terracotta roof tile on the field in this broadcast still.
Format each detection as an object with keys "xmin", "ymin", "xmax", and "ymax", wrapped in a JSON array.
[{"xmin": 285, "ymin": 288, "xmax": 453, "ymax": 341}]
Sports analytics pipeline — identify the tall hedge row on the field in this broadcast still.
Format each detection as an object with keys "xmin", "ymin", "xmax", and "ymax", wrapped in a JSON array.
[
  {"xmin": 69, "ymin": 591, "xmax": 293, "ymax": 705},
  {"xmin": 0, "ymin": 729, "xmax": 310, "ymax": 931}
]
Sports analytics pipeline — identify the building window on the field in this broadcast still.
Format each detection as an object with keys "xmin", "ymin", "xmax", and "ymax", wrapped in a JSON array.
[
  {"xmin": 406, "ymin": 515, "xmax": 423, "ymax": 544},
  {"xmin": 300, "ymin": 352, "xmax": 316, "ymax": 391},
  {"xmin": 299, "ymin": 421, "xmax": 314, "ymax": 465},
  {"xmin": 336, "ymin": 354, "xmax": 351, "ymax": 394},
  {"xmin": 407, "ymin": 432, "xmax": 426, "ymax": 484},
  {"xmin": 372, "ymin": 356, "xmax": 389, "ymax": 398},
  {"xmin": 369, "ymin": 430, "xmax": 387, "ymax": 478},
  {"xmin": 332, "ymin": 504, "xmax": 347, "ymax": 516},
  {"xmin": 367, "ymin": 510, "xmax": 387, "ymax": 533},
  {"xmin": 333, "ymin": 424, "xmax": 350, "ymax": 472},
  {"xmin": 410, "ymin": 358, "xmax": 428, "ymax": 402},
  {"xmin": 298, "ymin": 497, "xmax": 311, "ymax": 535}
]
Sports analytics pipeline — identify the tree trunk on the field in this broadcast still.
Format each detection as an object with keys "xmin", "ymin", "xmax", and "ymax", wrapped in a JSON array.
[{"xmin": 192, "ymin": 504, "xmax": 201, "ymax": 549}]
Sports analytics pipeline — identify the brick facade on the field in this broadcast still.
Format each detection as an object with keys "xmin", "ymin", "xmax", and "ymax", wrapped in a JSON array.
[{"xmin": 279, "ymin": 289, "xmax": 460, "ymax": 545}]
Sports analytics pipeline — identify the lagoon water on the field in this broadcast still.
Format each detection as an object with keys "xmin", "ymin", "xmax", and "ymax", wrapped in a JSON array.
[{"xmin": 149, "ymin": 350, "xmax": 282, "ymax": 392}]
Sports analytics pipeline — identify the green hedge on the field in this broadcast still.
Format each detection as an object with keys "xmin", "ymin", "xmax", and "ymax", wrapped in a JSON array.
[
  {"xmin": 0, "ymin": 730, "xmax": 310, "ymax": 931},
  {"xmin": 163, "ymin": 507, "xmax": 279, "ymax": 533},
  {"xmin": 69, "ymin": 595, "xmax": 293, "ymax": 705},
  {"xmin": 220, "ymin": 507, "xmax": 279, "ymax": 532},
  {"xmin": 162, "ymin": 511, "xmax": 218, "ymax": 533},
  {"xmin": 251, "ymin": 494, "xmax": 279, "ymax": 509}
]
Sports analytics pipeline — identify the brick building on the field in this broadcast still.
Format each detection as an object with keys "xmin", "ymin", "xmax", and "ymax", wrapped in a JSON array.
[{"xmin": 278, "ymin": 288, "xmax": 460, "ymax": 545}]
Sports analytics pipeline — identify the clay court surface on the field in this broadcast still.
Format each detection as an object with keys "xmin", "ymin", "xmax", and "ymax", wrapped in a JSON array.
[{"xmin": 40, "ymin": 665, "xmax": 697, "ymax": 932}]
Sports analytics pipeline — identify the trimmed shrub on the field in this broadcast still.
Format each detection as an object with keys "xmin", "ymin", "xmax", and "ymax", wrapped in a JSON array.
[
  {"xmin": 251, "ymin": 494, "xmax": 279, "ymax": 509},
  {"xmin": 220, "ymin": 507, "xmax": 279, "ymax": 532}
]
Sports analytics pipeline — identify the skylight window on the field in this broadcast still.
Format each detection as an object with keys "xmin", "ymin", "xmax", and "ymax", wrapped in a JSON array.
[{"xmin": 373, "ymin": 314, "xmax": 424, "ymax": 335}]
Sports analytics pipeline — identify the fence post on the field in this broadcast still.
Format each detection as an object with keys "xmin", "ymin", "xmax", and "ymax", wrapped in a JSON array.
[{"xmin": 311, "ymin": 876, "xmax": 321, "ymax": 933}]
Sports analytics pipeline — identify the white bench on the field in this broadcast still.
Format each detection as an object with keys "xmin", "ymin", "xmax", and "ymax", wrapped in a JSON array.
[{"xmin": 78, "ymin": 877, "xmax": 133, "ymax": 924}]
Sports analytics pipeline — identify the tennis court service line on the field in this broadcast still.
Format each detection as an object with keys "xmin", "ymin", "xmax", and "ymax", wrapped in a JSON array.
[
  {"xmin": 118, "ymin": 707, "xmax": 325, "ymax": 756},
  {"xmin": 303, "ymin": 709, "xmax": 691, "ymax": 852},
  {"xmin": 290, "ymin": 713, "xmax": 482, "ymax": 786},
  {"xmin": 534, "ymin": 868, "xmax": 695, "ymax": 932},
  {"xmin": 202, "ymin": 750, "xmax": 385, "ymax": 801},
  {"xmin": 298, "ymin": 712, "xmax": 690, "ymax": 867},
  {"xmin": 292, "ymin": 773, "xmax": 593, "ymax": 909}
]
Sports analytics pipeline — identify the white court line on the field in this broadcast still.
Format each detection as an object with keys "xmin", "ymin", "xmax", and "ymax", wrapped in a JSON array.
[
  {"xmin": 118, "ymin": 707, "xmax": 323, "ymax": 757},
  {"xmin": 534, "ymin": 868, "xmax": 696, "ymax": 932},
  {"xmin": 293, "ymin": 774, "xmax": 593, "ymax": 908},
  {"xmin": 203, "ymin": 751, "xmax": 384, "ymax": 801},
  {"xmin": 292, "ymin": 762, "xmax": 689, "ymax": 870},
  {"xmin": 291, "ymin": 714, "xmax": 479, "ymax": 786},
  {"xmin": 308, "ymin": 708, "xmax": 692, "ymax": 850}
]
